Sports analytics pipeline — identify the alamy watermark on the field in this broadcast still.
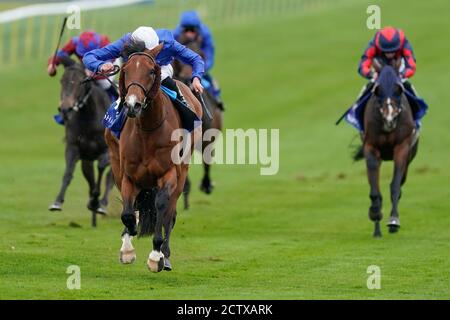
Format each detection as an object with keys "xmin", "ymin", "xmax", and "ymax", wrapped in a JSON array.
[
  {"xmin": 171, "ymin": 125, "xmax": 280, "ymax": 176},
  {"xmin": 367, "ymin": 265, "xmax": 381, "ymax": 289},
  {"xmin": 366, "ymin": 5, "xmax": 381, "ymax": 30},
  {"xmin": 66, "ymin": 265, "xmax": 81, "ymax": 290}
]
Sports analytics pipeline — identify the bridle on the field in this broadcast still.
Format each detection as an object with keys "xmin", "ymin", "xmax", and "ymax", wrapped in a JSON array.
[
  {"xmin": 123, "ymin": 51, "xmax": 166, "ymax": 132},
  {"xmin": 123, "ymin": 52, "xmax": 158, "ymax": 110},
  {"xmin": 60, "ymin": 66, "xmax": 94, "ymax": 114}
]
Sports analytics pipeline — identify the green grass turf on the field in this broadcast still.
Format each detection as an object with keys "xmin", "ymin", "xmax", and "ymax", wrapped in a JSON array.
[{"xmin": 0, "ymin": 0, "xmax": 449, "ymax": 299}]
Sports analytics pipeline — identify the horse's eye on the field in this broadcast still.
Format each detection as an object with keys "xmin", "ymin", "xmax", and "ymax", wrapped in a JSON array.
[{"xmin": 149, "ymin": 70, "xmax": 155, "ymax": 75}]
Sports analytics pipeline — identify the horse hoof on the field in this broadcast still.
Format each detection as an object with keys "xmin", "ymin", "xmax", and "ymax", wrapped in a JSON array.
[
  {"xmin": 388, "ymin": 217, "xmax": 400, "ymax": 233},
  {"xmin": 147, "ymin": 251, "xmax": 165, "ymax": 273},
  {"xmin": 96, "ymin": 206, "xmax": 108, "ymax": 215},
  {"xmin": 164, "ymin": 258, "xmax": 172, "ymax": 271},
  {"xmin": 48, "ymin": 202, "xmax": 62, "ymax": 211},
  {"xmin": 388, "ymin": 225, "xmax": 400, "ymax": 233},
  {"xmin": 119, "ymin": 249, "xmax": 136, "ymax": 264}
]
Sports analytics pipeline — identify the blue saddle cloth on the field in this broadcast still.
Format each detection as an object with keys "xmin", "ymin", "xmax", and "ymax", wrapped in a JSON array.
[
  {"xmin": 344, "ymin": 89, "xmax": 428, "ymax": 132},
  {"xmin": 103, "ymin": 85, "xmax": 201, "ymax": 139}
]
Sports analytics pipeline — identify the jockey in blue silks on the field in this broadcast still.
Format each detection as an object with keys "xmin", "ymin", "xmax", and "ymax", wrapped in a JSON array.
[
  {"xmin": 173, "ymin": 10, "xmax": 224, "ymax": 109},
  {"xmin": 83, "ymin": 26, "xmax": 205, "ymax": 111}
]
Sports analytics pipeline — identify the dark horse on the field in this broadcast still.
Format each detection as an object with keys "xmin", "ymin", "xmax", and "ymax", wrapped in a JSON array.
[
  {"xmin": 173, "ymin": 34, "xmax": 223, "ymax": 209},
  {"xmin": 48, "ymin": 57, "xmax": 114, "ymax": 227},
  {"xmin": 355, "ymin": 58, "xmax": 419, "ymax": 237},
  {"xmin": 105, "ymin": 43, "xmax": 202, "ymax": 272}
]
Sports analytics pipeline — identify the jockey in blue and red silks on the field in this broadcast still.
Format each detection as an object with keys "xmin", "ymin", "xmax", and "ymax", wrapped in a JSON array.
[
  {"xmin": 358, "ymin": 26, "xmax": 418, "ymax": 95},
  {"xmin": 173, "ymin": 10, "xmax": 224, "ymax": 109},
  {"xmin": 47, "ymin": 30, "xmax": 118, "ymax": 102},
  {"xmin": 345, "ymin": 26, "xmax": 427, "ymax": 132}
]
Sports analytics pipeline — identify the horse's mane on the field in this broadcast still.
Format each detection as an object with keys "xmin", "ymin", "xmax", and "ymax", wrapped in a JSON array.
[
  {"xmin": 376, "ymin": 65, "xmax": 400, "ymax": 98},
  {"xmin": 122, "ymin": 40, "xmax": 146, "ymax": 57}
]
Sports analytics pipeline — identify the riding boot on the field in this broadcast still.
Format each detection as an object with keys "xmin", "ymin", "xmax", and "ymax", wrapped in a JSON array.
[{"xmin": 162, "ymin": 77, "xmax": 192, "ymax": 110}]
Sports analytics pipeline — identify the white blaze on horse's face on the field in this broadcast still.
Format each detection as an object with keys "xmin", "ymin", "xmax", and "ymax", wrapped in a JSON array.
[
  {"xmin": 380, "ymin": 97, "xmax": 402, "ymax": 131},
  {"xmin": 126, "ymin": 94, "xmax": 138, "ymax": 108}
]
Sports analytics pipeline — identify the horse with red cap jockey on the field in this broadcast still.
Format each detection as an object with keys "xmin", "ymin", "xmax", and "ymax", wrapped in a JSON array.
[
  {"xmin": 47, "ymin": 30, "xmax": 119, "ymax": 103},
  {"xmin": 343, "ymin": 26, "xmax": 428, "ymax": 133}
]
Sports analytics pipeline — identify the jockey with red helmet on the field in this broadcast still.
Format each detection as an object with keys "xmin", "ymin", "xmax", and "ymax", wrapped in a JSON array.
[
  {"xmin": 343, "ymin": 27, "xmax": 428, "ymax": 133},
  {"xmin": 358, "ymin": 26, "xmax": 416, "ymax": 82},
  {"xmin": 47, "ymin": 31, "xmax": 118, "ymax": 102}
]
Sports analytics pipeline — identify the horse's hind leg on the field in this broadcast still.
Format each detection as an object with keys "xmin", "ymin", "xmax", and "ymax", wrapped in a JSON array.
[
  {"xmin": 365, "ymin": 146, "xmax": 383, "ymax": 237},
  {"xmin": 200, "ymin": 140, "xmax": 214, "ymax": 194},
  {"xmin": 100, "ymin": 169, "xmax": 114, "ymax": 211},
  {"xmin": 81, "ymin": 160, "xmax": 99, "ymax": 227},
  {"xmin": 183, "ymin": 176, "xmax": 191, "ymax": 210},
  {"xmin": 49, "ymin": 145, "xmax": 79, "ymax": 211},
  {"xmin": 388, "ymin": 143, "xmax": 409, "ymax": 233}
]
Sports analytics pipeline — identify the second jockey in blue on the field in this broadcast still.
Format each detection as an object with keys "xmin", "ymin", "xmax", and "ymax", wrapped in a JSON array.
[
  {"xmin": 173, "ymin": 10, "xmax": 224, "ymax": 109},
  {"xmin": 83, "ymin": 26, "xmax": 204, "ymax": 110}
]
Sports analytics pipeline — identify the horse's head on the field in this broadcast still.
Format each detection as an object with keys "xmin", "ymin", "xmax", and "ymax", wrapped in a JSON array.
[
  {"xmin": 372, "ymin": 64, "xmax": 405, "ymax": 132},
  {"xmin": 120, "ymin": 41, "xmax": 163, "ymax": 118},
  {"xmin": 59, "ymin": 56, "xmax": 89, "ymax": 122}
]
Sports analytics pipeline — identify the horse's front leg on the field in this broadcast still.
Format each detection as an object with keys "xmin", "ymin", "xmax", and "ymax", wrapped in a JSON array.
[
  {"xmin": 49, "ymin": 145, "xmax": 79, "ymax": 211},
  {"xmin": 148, "ymin": 168, "xmax": 178, "ymax": 272},
  {"xmin": 119, "ymin": 175, "xmax": 140, "ymax": 264},
  {"xmin": 364, "ymin": 145, "xmax": 383, "ymax": 237},
  {"xmin": 388, "ymin": 142, "xmax": 409, "ymax": 233},
  {"xmin": 94, "ymin": 152, "xmax": 109, "ymax": 215},
  {"xmin": 81, "ymin": 160, "xmax": 98, "ymax": 227}
]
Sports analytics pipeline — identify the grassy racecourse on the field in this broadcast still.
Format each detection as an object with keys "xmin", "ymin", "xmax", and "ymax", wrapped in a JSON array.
[{"xmin": 0, "ymin": 0, "xmax": 450, "ymax": 299}]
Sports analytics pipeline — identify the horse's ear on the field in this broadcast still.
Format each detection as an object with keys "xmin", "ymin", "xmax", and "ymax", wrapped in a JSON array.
[
  {"xmin": 149, "ymin": 43, "xmax": 164, "ymax": 58},
  {"xmin": 59, "ymin": 56, "xmax": 76, "ymax": 68},
  {"xmin": 395, "ymin": 83, "xmax": 404, "ymax": 96}
]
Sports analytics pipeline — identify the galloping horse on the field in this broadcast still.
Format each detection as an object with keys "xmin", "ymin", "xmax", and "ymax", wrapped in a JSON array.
[
  {"xmin": 173, "ymin": 34, "xmax": 223, "ymax": 209},
  {"xmin": 355, "ymin": 58, "xmax": 419, "ymax": 237},
  {"xmin": 105, "ymin": 43, "xmax": 202, "ymax": 272},
  {"xmin": 49, "ymin": 57, "xmax": 115, "ymax": 227}
]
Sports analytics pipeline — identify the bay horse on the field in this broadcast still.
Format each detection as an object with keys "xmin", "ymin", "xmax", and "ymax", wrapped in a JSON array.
[
  {"xmin": 355, "ymin": 58, "xmax": 419, "ymax": 237},
  {"xmin": 48, "ymin": 56, "xmax": 115, "ymax": 227},
  {"xmin": 105, "ymin": 43, "xmax": 202, "ymax": 272},
  {"xmin": 173, "ymin": 34, "xmax": 223, "ymax": 209}
]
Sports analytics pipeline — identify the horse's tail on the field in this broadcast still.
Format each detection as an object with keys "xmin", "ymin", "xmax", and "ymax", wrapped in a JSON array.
[
  {"xmin": 135, "ymin": 188, "xmax": 157, "ymax": 237},
  {"xmin": 353, "ymin": 144, "xmax": 364, "ymax": 161}
]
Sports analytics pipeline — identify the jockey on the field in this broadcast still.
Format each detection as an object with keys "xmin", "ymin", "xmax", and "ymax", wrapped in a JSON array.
[
  {"xmin": 173, "ymin": 10, "xmax": 224, "ymax": 109},
  {"xmin": 47, "ymin": 30, "xmax": 118, "ymax": 102},
  {"xmin": 83, "ymin": 26, "xmax": 204, "ymax": 110},
  {"xmin": 344, "ymin": 27, "xmax": 427, "ymax": 133},
  {"xmin": 358, "ymin": 26, "xmax": 418, "ymax": 97}
]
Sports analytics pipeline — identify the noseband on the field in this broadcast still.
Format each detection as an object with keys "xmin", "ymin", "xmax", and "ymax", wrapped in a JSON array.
[{"xmin": 124, "ymin": 52, "xmax": 157, "ymax": 109}]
